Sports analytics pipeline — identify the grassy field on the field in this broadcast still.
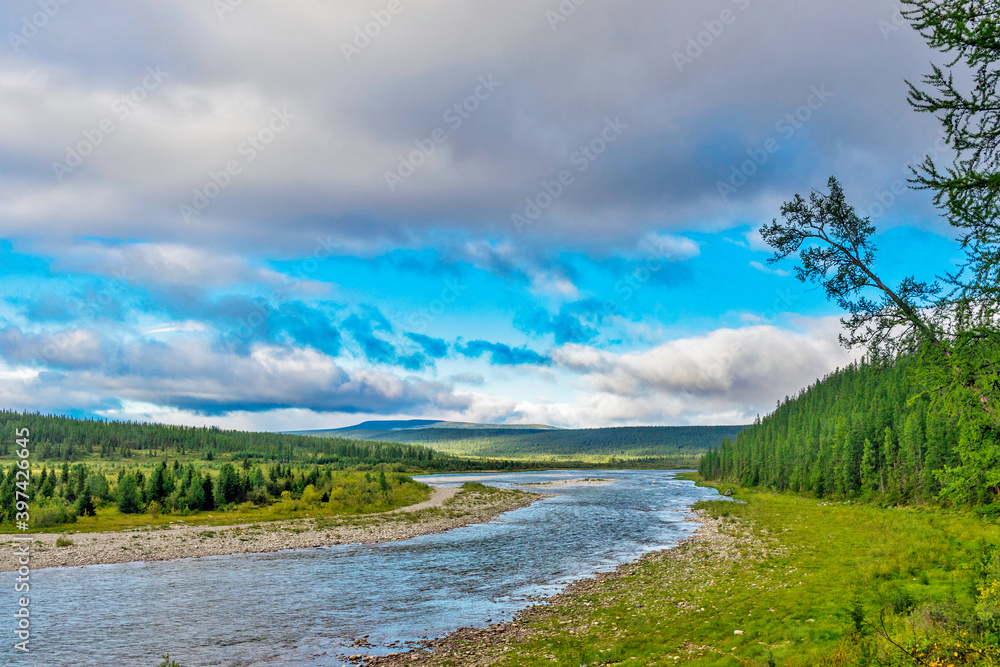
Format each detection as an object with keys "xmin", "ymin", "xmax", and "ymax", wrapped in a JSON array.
[{"xmin": 392, "ymin": 475, "xmax": 1000, "ymax": 666}]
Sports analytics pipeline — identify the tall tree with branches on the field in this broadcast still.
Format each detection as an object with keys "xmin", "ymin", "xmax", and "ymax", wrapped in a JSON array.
[{"xmin": 761, "ymin": 1, "xmax": 1000, "ymax": 506}]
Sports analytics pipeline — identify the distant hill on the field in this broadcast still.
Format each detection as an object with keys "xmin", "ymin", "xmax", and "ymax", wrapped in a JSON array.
[
  {"xmin": 289, "ymin": 422, "xmax": 746, "ymax": 460},
  {"xmin": 291, "ymin": 419, "xmax": 562, "ymax": 434}
]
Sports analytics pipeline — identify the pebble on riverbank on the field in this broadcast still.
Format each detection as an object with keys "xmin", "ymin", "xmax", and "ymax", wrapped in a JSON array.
[
  {"xmin": 367, "ymin": 508, "xmax": 768, "ymax": 667},
  {"xmin": 0, "ymin": 487, "xmax": 546, "ymax": 572}
]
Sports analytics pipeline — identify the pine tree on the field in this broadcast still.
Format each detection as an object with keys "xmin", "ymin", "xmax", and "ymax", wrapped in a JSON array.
[
  {"xmin": 75, "ymin": 487, "xmax": 96, "ymax": 517},
  {"xmin": 116, "ymin": 474, "xmax": 143, "ymax": 514},
  {"xmin": 861, "ymin": 438, "xmax": 878, "ymax": 495}
]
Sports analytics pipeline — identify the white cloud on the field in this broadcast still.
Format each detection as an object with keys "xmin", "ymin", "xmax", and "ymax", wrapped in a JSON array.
[
  {"xmin": 750, "ymin": 260, "xmax": 791, "ymax": 277},
  {"xmin": 547, "ymin": 319, "xmax": 859, "ymax": 423}
]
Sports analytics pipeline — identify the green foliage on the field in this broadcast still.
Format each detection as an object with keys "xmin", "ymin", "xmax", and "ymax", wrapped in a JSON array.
[
  {"xmin": 460, "ymin": 482, "xmax": 502, "ymax": 494},
  {"xmin": 74, "ymin": 487, "xmax": 96, "ymax": 517},
  {"xmin": 903, "ymin": 0, "xmax": 1000, "ymax": 308},
  {"xmin": 55, "ymin": 536, "xmax": 73, "ymax": 547},
  {"xmin": 0, "ymin": 409, "xmax": 448, "ymax": 469},
  {"xmin": 326, "ymin": 424, "xmax": 745, "ymax": 460},
  {"xmin": 116, "ymin": 474, "xmax": 143, "ymax": 514},
  {"xmin": 471, "ymin": 485, "xmax": 998, "ymax": 666},
  {"xmin": 760, "ymin": 176, "xmax": 939, "ymax": 359},
  {"xmin": 698, "ymin": 355, "xmax": 997, "ymax": 506},
  {"xmin": 32, "ymin": 501, "xmax": 75, "ymax": 527}
]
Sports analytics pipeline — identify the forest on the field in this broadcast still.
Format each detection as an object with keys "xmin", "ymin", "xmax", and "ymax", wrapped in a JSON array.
[
  {"xmin": 0, "ymin": 409, "xmax": 443, "ymax": 467},
  {"xmin": 0, "ymin": 410, "xmax": 707, "ymax": 531},
  {"xmin": 698, "ymin": 355, "xmax": 973, "ymax": 504},
  {"xmin": 329, "ymin": 424, "xmax": 745, "ymax": 459},
  {"xmin": 699, "ymin": 0, "xmax": 1000, "ymax": 518}
]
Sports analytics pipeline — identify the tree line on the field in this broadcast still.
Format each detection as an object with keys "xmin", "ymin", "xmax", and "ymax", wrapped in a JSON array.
[
  {"xmin": 342, "ymin": 425, "xmax": 747, "ymax": 458},
  {"xmin": 703, "ymin": 0, "xmax": 1000, "ymax": 514},
  {"xmin": 0, "ymin": 457, "xmax": 430, "ymax": 527},
  {"xmin": 696, "ymin": 355, "xmax": 990, "ymax": 506}
]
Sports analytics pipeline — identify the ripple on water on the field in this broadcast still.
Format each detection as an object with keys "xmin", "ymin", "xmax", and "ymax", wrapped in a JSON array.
[{"xmin": 0, "ymin": 469, "xmax": 728, "ymax": 667}]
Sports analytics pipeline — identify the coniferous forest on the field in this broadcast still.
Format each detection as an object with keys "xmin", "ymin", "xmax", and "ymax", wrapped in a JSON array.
[
  {"xmin": 699, "ymin": 0, "xmax": 1000, "ymax": 517},
  {"xmin": 698, "ymin": 355, "xmax": 981, "ymax": 506}
]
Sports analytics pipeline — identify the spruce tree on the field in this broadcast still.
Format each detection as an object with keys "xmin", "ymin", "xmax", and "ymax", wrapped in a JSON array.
[{"xmin": 116, "ymin": 474, "xmax": 143, "ymax": 514}]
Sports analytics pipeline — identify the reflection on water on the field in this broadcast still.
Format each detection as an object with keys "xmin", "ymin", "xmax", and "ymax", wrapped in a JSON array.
[{"xmin": 0, "ymin": 470, "xmax": 727, "ymax": 666}]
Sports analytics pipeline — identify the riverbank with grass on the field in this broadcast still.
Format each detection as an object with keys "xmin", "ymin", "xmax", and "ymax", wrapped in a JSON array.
[
  {"xmin": 371, "ymin": 475, "xmax": 1000, "ymax": 666},
  {"xmin": 1, "ymin": 484, "xmax": 543, "ymax": 572}
]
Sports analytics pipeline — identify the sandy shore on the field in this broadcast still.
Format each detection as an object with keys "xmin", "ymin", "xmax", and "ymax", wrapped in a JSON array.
[
  {"xmin": 0, "ymin": 486, "xmax": 544, "ymax": 572},
  {"xmin": 368, "ymin": 509, "xmax": 740, "ymax": 666}
]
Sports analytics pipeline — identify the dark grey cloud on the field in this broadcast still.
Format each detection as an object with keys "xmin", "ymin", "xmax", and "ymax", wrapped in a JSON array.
[
  {"xmin": 0, "ymin": 329, "xmax": 468, "ymax": 416},
  {"xmin": 0, "ymin": 0, "xmax": 949, "ymax": 254}
]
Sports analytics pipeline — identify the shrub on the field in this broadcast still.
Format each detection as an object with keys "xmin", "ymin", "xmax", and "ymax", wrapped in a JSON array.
[
  {"xmin": 246, "ymin": 487, "xmax": 270, "ymax": 506},
  {"xmin": 55, "ymin": 536, "xmax": 74, "ymax": 547},
  {"xmin": 146, "ymin": 500, "xmax": 162, "ymax": 519},
  {"xmin": 33, "ymin": 502, "xmax": 77, "ymax": 528}
]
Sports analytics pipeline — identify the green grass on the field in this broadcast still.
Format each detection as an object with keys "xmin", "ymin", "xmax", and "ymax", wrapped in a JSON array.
[
  {"xmin": 418, "ymin": 476, "xmax": 998, "ymax": 666},
  {"xmin": 17, "ymin": 490, "xmax": 429, "ymax": 534},
  {"xmin": 460, "ymin": 482, "xmax": 504, "ymax": 494},
  {"xmin": 7, "ymin": 470, "xmax": 433, "ymax": 534}
]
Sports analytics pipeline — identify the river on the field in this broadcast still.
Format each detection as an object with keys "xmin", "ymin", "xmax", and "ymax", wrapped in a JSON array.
[{"xmin": 1, "ymin": 469, "xmax": 728, "ymax": 666}]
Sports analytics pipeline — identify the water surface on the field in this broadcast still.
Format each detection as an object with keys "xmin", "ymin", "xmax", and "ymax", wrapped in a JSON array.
[{"xmin": 1, "ymin": 469, "xmax": 727, "ymax": 666}]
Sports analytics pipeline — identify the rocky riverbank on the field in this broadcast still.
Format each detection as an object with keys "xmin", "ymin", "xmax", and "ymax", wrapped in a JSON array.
[
  {"xmin": 367, "ymin": 509, "xmax": 742, "ymax": 666},
  {"xmin": 0, "ymin": 486, "xmax": 544, "ymax": 572}
]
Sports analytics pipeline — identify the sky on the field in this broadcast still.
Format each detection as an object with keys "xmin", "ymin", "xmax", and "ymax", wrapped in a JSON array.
[{"xmin": 0, "ymin": 0, "xmax": 964, "ymax": 430}]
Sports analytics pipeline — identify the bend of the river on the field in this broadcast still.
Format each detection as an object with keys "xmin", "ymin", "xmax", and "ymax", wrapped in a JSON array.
[{"xmin": 1, "ymin": 469, "xmax": 729, "ymax": 666}]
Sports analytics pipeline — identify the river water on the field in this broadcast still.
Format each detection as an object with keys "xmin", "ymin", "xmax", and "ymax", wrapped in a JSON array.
[{"xmin": 1, "ymin": 469, "xmax": 728, "ymax": 666}]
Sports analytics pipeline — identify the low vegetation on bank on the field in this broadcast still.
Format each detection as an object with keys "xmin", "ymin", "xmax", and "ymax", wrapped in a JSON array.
[
  {"xmin": 0, "ymin": 459, "xmax": 433, "ymax": 533},
  {"xmin": 378, "ymin": 477, "xmax": 999, "ymax": 666}
]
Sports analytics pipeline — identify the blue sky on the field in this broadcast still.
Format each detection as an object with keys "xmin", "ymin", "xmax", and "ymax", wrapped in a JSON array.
[{"xmin": 0, "ymin": 0, "xmax": 964, "ymax": 429}]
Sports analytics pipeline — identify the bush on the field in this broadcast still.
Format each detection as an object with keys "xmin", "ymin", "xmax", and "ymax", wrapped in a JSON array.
[
  {"xmin": 146, "ymin": 500, "xmax": 162, "ymax": 519},
  {"xmin": 33, "ymin": 503, "xmax": 77, "ymax": 528},
  {"xmin": 55, "ymin": 536, "xmax": 73, "ymax": 547},
  {"xmin": 246, "ymin": 487, "xmax": 270, "ymax": 506}
]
